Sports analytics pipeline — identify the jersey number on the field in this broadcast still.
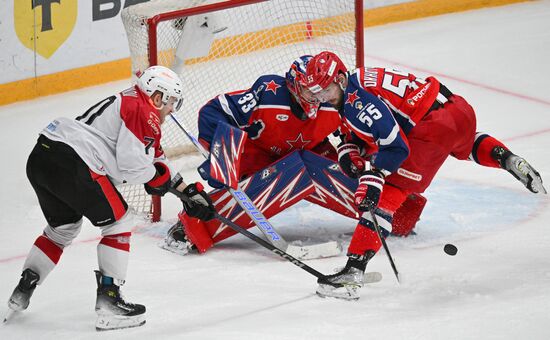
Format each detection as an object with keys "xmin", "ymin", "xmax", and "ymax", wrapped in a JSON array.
[
  {"xmin": 144, "ymin": 137, "xmax": 155, "ymax": 155},
  {"xmin": 238, "ymin": 93, "xmax": 257, "ymax": 113},
  {"xmin": 76, "ymin": 96, "xmax": 116, "ymax": 125},
  {"xmin": 381, "ymin": 68, "xmax": 410, "ymax": 98},
  {"xmin": 357, "ymin": 103, "xmax": 382, "ymax": 127}
]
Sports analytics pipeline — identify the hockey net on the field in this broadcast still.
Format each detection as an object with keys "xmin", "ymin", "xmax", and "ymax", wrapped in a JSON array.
[{"xmin": 120, "ymin": 0, "xmax": 364, "ymax": 221}]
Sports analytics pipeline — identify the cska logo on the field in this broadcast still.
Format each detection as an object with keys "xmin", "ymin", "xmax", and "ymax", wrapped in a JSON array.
[{"xmin": 14, "ymin": 0, "xmax": 77, "ymax": 59}]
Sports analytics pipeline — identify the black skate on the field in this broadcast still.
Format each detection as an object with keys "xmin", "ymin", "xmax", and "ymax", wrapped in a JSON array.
[
  {"xmin": 492, "ymin": 146, "xmax": 547, "ymax": 194},
  {"xmin": 158, "ymin": 220, "xmax": 196, "ymax": 255},
  {"xmin": 94, "ymin": 270, "xmax": 146, "ymax": 331},
  {"xmin": 7, "ymin": 268, "xmax": 40, "ymax": 312}
]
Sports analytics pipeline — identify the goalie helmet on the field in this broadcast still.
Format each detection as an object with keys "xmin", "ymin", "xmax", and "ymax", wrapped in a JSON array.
[
  {"xmin": 286, "ymin": 55, "xmax": 320, "ymax": 119},
  {"xmin": 305, "ymin": 51, "xmax": 348, "ymax": 94},
  {"xmin": 136, "ymin": 66, "xmax": 184, "ymax": 111}
]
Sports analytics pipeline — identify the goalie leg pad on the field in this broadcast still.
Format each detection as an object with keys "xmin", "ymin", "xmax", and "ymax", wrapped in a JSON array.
[
  {"xmin": 187, "ymin": 151, "xmax": 316, "ymax": 252},
  {"xmin": 179, "ymin": 211, "xmax": 214, "ymax": 253},
  {"xmin": 301, "ymin": 150, "xmax": 359, "ymax": 219}
]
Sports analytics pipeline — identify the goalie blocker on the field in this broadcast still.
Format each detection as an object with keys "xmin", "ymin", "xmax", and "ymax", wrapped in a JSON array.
[{"xmin": 178, "ymin": 149, "xmax": 425, "ymax": 253}]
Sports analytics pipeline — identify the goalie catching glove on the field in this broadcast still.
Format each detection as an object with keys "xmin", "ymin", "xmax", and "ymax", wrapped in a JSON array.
[{"xmin": 355, "ymin": 168, "xmax": 386, "ymax": 211}]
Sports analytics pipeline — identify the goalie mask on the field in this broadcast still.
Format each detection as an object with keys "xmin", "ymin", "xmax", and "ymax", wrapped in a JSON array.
[
  {"xmin": 286, "ymin": 55, "xmax": 320, "ymax": 119},
  {"xmin": 136, "ymin": 66, "xmax": 184, "ymax": 111}
]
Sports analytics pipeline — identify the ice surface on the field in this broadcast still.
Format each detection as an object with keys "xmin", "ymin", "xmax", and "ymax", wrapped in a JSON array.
[{"xmin": 1, "ymin": 1, "xmax": 550, "ymax": 339}]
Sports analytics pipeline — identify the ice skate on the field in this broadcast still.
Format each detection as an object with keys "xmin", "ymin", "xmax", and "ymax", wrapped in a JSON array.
[
  {"xmin": 492, "ymin": 146, "xmax": 547, "ymax": 194},
  {"xmin": 94, "ymin": 271, "xmax": 146, "ymax": 331},
  {"xmin": 158, "ymin": 221, "xmax": 196, "ymax": 255},
  {"xmin": 316, "ymin": 264, "xmax": 364, "ymax": 301},
  {"xmin": 7, "ymin": 268, "xmax": 40, "ymax": 313}
]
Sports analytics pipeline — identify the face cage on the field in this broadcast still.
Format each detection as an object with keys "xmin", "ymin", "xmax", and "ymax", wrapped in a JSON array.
[
  {"xmin": 310, "ymin": 79, "xmax": 340, "ymax": 104},
  {"xmin": 162, "ymin": 94, "xmax": 184, "ymax": 112},
  {"xmin": 296, "ymin": 82, "xmax": 320, "ymax": 119}
]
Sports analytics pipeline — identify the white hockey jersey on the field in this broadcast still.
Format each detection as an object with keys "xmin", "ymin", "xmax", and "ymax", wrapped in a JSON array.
[{"xmin": 41, "ymin": 86, "xmax": 168, "ymax": 185}]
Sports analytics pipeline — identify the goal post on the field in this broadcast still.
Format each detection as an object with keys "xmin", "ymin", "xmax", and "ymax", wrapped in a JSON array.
[{"xmin": 121, "ymin": 0, "xmax": 365, "ymax": 221}]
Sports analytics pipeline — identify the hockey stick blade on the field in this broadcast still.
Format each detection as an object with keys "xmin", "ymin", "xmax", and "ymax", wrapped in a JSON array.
[
  {"xmin": 364, "ymin": 271, "xmax": 383, "ymax": 284},
  {"xmin": 286, "ymin": 241, "xmax": 342, "ymax": 260}
]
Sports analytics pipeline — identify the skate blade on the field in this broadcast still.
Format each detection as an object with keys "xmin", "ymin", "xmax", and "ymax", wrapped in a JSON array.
[
  {"xmin": 316, "ymin": 284, "xmax": 360, "ymax": 301},
  {"xmin": 3, "ymin": 308, "xmax": 16, "ymax": 324},
  {"xmin": 286, "ymin": 240, "xmax": 343, "ymax": 260},
  {"xmin": 95, "ymin": 314, "xmax": 146, "ymax": 331},
  {"xmin": 157, "ymin": 239, "xmax": 191, "ymax": 256}
]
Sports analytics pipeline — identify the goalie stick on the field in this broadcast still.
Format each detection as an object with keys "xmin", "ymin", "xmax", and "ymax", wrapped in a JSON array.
[
  {"xmin": 168, "ymin": 114, "xmax": 341, "ymax": 260},
  {"xmin": 170, "ymin": 186, "xmax": 382, "ymax": 285}
]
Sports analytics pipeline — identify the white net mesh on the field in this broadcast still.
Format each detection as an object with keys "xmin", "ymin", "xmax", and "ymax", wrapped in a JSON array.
[{"xmin": 121, "ymin": 0, "xmax": 360, "ymax": 218}]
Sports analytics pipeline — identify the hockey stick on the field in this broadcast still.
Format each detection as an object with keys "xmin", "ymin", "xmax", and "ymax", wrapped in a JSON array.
[
  {"xmin": 369, "ymin": 208, "xmax": 400, "ymax": 283},
  {"xmin": 170, "ymin": 186, "xmax": 381, "ymax": 285},
  {"xmin": 168, "ymin": 114, "xmax": 341, "ymax": 260}
]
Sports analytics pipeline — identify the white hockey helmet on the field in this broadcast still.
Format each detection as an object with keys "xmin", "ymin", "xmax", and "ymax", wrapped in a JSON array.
[{"xmin": 136, "ymin": 65, "xmax": 184, "ymax": 111}]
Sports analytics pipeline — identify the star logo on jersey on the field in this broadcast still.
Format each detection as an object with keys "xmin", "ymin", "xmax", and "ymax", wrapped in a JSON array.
[
  {"xmin": 345, "ymin": 90, "xmax": 360, "ymax": 106},
  {"xmin": 264, "ymin": 80, "xmax": 282, "ymax": 94},
  {"xmin": 286, "ymin": 133, "xmax": 311, "ymax": 151}
]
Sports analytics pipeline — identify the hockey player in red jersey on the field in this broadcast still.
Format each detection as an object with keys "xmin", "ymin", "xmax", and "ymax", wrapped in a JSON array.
[
  {"xmin": 161, "ymin": 55, "xmax": 349, "ymax": 255},
  {"xmin": 303, "ymin": 51, "xmax": 547, "ymax": 300},
  {"xmin": 6, "ymin": 66, "xmax": 215, "ymax": 330}
]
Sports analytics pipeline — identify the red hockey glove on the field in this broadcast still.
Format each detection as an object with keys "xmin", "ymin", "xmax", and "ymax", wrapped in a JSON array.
[
  {"xmin": 181, "ymin": 182, "xmax": 216, "ymax": 221},
  {"xmin": 144, "ymin": 162, "xmax": 171, "ymax": 196},
  {"xmin": 354, "ymin": 169, "xmax": 385, "ymax": 211},
  {"xmin": 337, "ymin": 142, "xmax": 365, "ymax": 178}
]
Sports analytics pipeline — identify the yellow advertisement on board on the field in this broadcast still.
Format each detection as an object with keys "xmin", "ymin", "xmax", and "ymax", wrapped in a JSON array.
[{"xmin": 14, "ymin": 0, "xmax": 77, "ymax": 59}]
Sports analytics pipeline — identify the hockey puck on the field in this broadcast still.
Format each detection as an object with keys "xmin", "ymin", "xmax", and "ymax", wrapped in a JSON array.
[{"xmin": 444, "ymin": 243, "xmax": 458, "ymax": 256}]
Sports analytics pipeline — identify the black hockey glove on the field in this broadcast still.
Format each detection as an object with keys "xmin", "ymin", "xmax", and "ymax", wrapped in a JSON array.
[
  {"xmin": 354, "ymin": 169, "xmax": 385, "ymax": 212},
  {"xmin": 144, "ymin": 162, "xmax": 171, "ymax": 196},
  {"xmin": 337, "ymin": 142, "xmax": 365, "ymax": 178},
  {"xmin": 181, "ymin": 182, "xmax": 216, "ymax": 221}
]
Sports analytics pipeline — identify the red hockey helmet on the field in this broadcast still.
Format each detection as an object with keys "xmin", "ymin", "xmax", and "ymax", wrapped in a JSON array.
[
  {"xmin": 305, "ymin": 51, "xmax": 348, "ymax": 94},
  {"xmin": 286, "ymin": 55, "xmax": 320, "ymax": 119}
]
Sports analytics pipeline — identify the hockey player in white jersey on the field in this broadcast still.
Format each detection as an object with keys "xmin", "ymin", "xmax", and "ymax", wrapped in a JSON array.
[{"xmin": 5, "ymin": 66, "xmax": 215, "ymax": 330}]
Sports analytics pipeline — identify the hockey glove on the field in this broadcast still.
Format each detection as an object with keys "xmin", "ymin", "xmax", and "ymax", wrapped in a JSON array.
[
  {"xmin": 144, "ymin": 162, "xmax": 171, "ymax": 196},
  {"xmin": 355, "ymin": 170, "xmax": 385, "ymax": 211},
  {"xmin": 181, "ymin": 182, "xmax": 216, "ymax": 221},
  {"xmin": 337, "ymin": 142, "xmax": 365, "ymax": 178}
]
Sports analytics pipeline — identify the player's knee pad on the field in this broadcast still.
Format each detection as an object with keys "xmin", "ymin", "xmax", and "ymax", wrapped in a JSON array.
[
  {"xmin": 99, "ymin": 210, "xmax": 134, "ymax": 237},
  {"xmin": 43, "ymin": 219, "xmax": 83, "ymax": 248}
]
